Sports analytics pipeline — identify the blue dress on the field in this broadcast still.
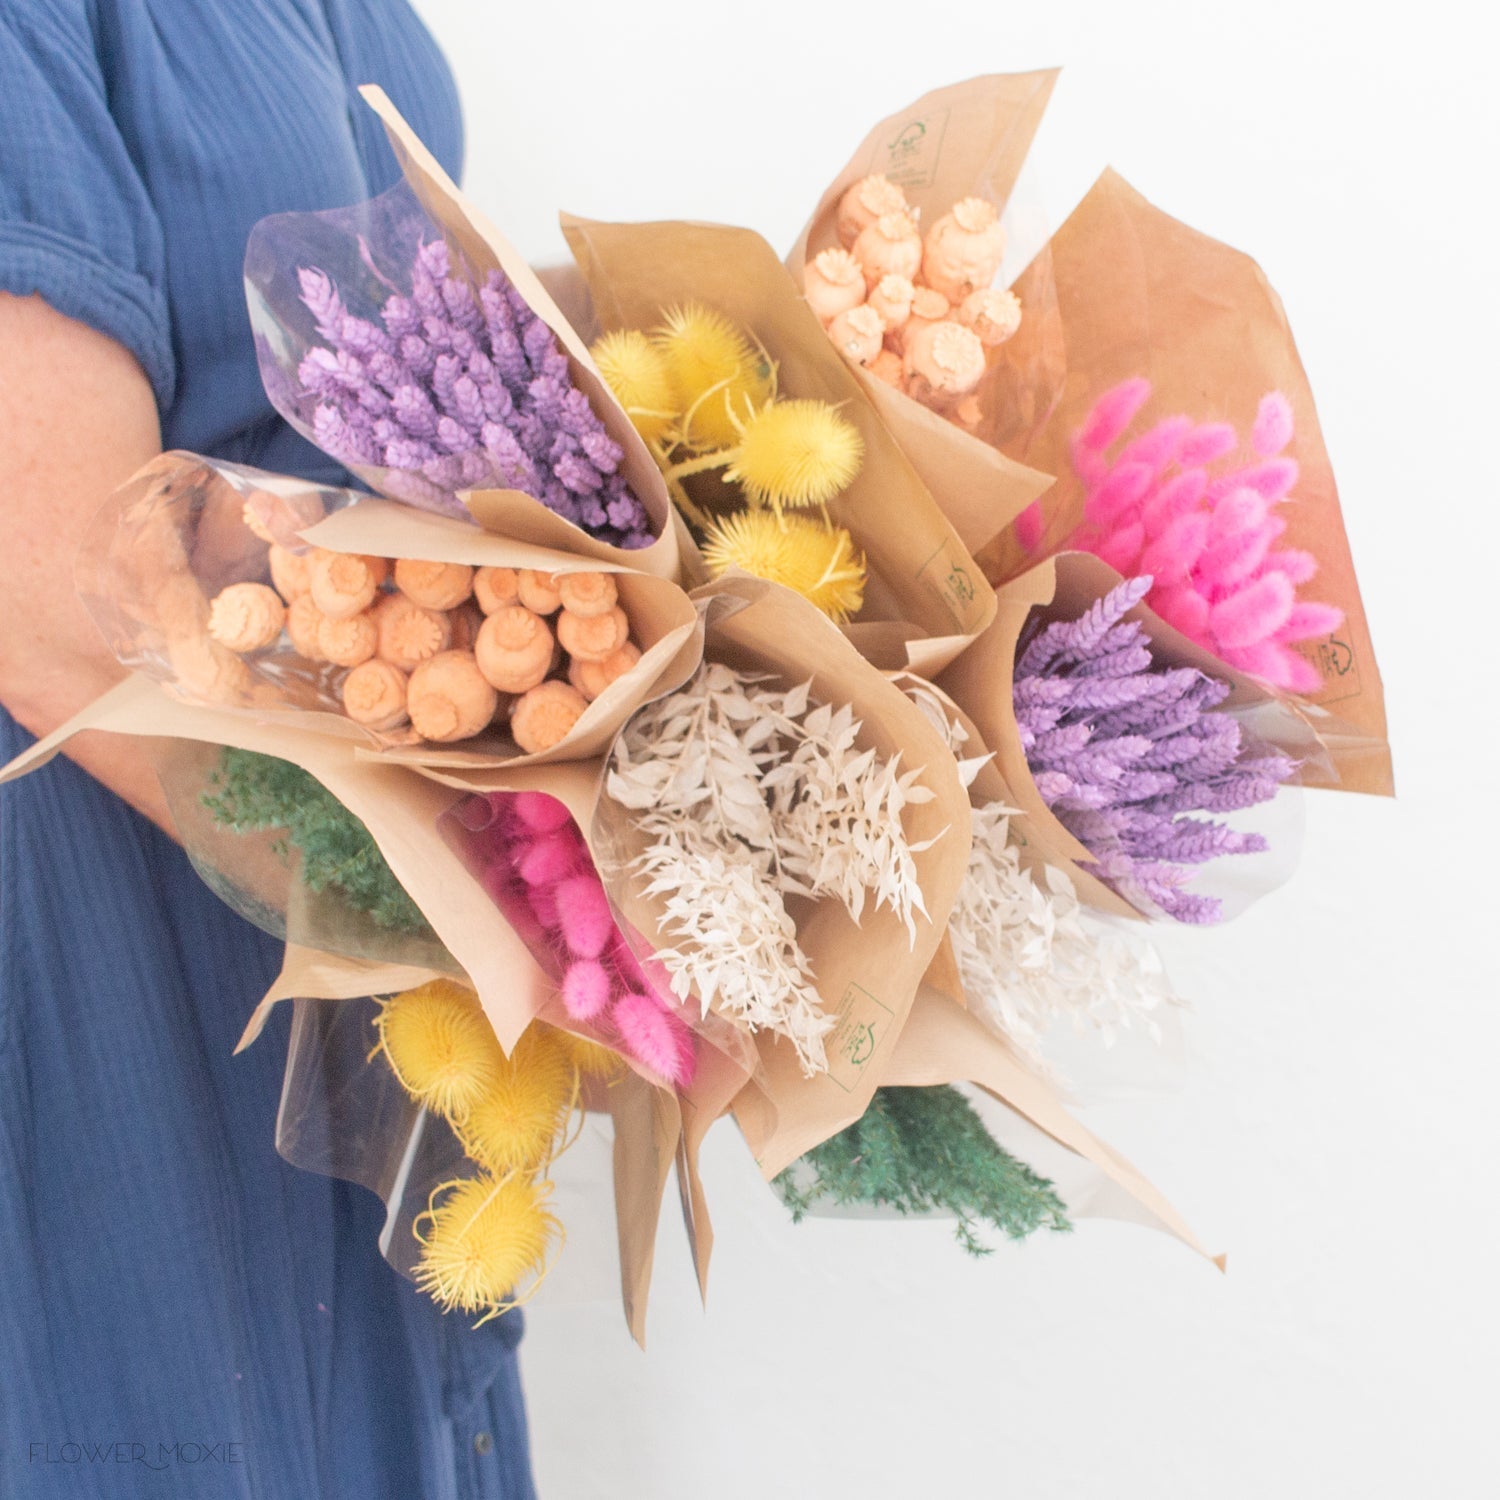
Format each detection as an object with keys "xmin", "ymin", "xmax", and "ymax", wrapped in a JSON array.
[{"xmin": 0, "ymin": 4, "xmax": 536, "ymax": 1496}]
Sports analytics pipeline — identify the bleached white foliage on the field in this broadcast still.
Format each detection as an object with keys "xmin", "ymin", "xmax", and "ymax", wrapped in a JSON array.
[
  {"xmin": 606, "ymin": 664, "xmax": 941, "ymax": 1076},
  {"xmin": 903, "ymin": 683, "xmax": 1180, "ymax": 1070}
]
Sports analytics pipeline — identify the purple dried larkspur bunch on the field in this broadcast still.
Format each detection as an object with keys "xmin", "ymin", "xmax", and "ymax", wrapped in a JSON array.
[
  {"xmin": 294, "ymin": 241, "xmax": 654, "ymax": 547},
  {"xmin": 1013, "ymin": 576, "xmax": 1297, "ymax": 924}
]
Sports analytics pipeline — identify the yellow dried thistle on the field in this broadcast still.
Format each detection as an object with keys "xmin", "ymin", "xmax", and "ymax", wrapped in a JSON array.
[
  {"xmin": 702, "ymin": 509, "xmax": 867, "ymax": 623},
  {"xmin": 413, "ymin": 1173, "xmax": 560, "ymax": 1323},
  {"xmin": 375, "ymin": 980, "xmax": 505, "ymax": 1124}
]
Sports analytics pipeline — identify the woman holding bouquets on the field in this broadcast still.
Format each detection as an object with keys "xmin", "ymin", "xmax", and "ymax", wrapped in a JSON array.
[{"xmin": 0, "ymin": 4, "xmax": 534, "ymax": 1495}]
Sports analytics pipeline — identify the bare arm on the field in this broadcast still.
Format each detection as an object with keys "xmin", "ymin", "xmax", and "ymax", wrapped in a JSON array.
[{"xmin": 0, "ymin": 291, "xmax": 175, "ymax": 835}]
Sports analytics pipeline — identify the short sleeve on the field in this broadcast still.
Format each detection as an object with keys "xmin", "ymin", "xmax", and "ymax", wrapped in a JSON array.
[{"xmin": 0, "ymin": 1, "xmax": 174, "ymax": 409}]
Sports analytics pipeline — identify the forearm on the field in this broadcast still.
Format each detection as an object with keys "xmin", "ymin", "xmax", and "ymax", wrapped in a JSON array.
[{"xmin": 1, "ymin": 292, "xmax": 176, "ymax": 838}]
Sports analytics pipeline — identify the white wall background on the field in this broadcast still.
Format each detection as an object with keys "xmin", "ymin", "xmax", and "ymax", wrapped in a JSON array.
[{"xmin": 412, "ymin": 2, "xmax": 1498, "ymax": 1494}]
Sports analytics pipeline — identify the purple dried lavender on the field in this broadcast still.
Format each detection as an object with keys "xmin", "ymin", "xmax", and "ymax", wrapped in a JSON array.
[
  {"xmin": 1013, "ymin": 576, "xmax": 1297, "ymax": 924},
  {"xmin": 293, "ymin": 245, "xmax": 654, "ymax": 547}
]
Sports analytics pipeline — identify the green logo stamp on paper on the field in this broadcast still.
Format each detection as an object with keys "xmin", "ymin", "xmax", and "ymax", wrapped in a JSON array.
[
  {"xmin": 877, "ymin": 109, "xmax": 951, "ymax": 191},
  {"xmin": 1300, "ymin": 632, "xmax": 1361, "ymax": 706},
  {"xmin": 917, "ymin": 542, "xmax": 986, "ymax": 631},
  {"xmin": 826, "ymin": 983, "xmax": 896, "ymax": 1094}
]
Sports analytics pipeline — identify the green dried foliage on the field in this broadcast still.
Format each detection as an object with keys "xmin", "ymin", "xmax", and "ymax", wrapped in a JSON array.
[
  {"xmin": 202, "ymin": 747, "xmax": 433, "ymax": 937},
  {"xmin": 775, "ymin": 1085, "xmax": 1072, "ymax": 1256}
]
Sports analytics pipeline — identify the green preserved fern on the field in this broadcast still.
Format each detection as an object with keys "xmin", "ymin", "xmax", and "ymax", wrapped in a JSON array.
[
  {"xmin": 775, "ymin": 1085, "xmax": 1071, "ymax": 1255},
  {"xmin": 202, "ymin": 747, "xmax": 433, "ymax": 937}
]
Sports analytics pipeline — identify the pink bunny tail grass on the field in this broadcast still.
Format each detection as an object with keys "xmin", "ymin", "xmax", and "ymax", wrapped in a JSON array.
[
  {"xmin": 517, "ymin": 834, "xmax": 580, "ymax": 887},
  {"xmin": 1218, "ymin": 638, "xmax": 1323, "ymax": 693},
  {"xmin": 554, "ymin": 874, "xmax": 615, "ymax": 960},
  {"xmin": 611, "ymin": 991, "xmax": 696, "ymax": 1088},
  {"xmin": 560, "ymin": 960, "xmax": 613, "ymax": 1022},
  {"xmin": 1198, "ymin": 491, "xmax": 1277, "ymax": 591},
  {"xmin": 1276, "ymin": 601, "xmax": 1344, "ymax": 643},
  {"xmin": 1117, "ymin": 414, "xmax": 1193, "ymax": 474},
  {"xmin": 1139, "ymin": 511, "xmax": 1210, "ymax": 585},
  {"xmin": 1252, "ymin": 392, "xmax": 1295, "ymax": 456},
  {"xmin": 1085, "ymin": 460, "xmax": 1155, "ymax": 529},
  {"xmin": 1234, "ymin": 457, "xmax": 1300, "ymax": 504},
  {"xmin": 1013, "ymin": 500, "xmax": 1045, "ymax": 553},
  {"xmin": 511, "ymin": 791, "xmax": 574, "ymax": 835},
  {"xmin": 1209, "ymin": 572, "xmax": 1295, "ymax": 650},
  {"xmin": 1068, "ymin": 436, "xmax": 1109, "ymax": 488},
  {"xmin": 1141, "ymin": 467, "xmax": 1209, "ymax": 531},
  {"xmin": 1151, "ymin": 582, "xmax": 1212, "ymax": 640},
  {"xmin": 1268, "ymin": 547, "xmax": 1319, "ymax": 586},
  {"xmin": 1077, "ymin": 378, "xmax": 1152, "ymax": 452},
  {"xmin": 1178, "ymin": 421, "xmax": 1238, "ymax": 467},
  {"xmin": 1096, "ymin": 520, "xmax": 1146, "ymax": 575}
]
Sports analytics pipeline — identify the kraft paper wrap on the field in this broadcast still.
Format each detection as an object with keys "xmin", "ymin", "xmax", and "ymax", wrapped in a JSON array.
[
  {"xmin": 0, "ymin": 677, "xmax": 552, "ymax": 1053},
  {"xmin": 588, "ymin": 577, "xmax": 971, "ymax": 1179},
  {"xmin": 788, "ymin": 71, "xmax": 1064, "ymax": 558},
  {"xmin": 78, "ymin": 452, "xmax": 703, "ymax": 773},
  {"xmin": 610, "ymin": 1070, "xmax": 682, "ymax": 1346},
  {"xmin": 938, "ymin": 552, "xmax": 1324, "ymax": 919},
  {"xmin": 354, "ymin": 87, "xmax": 682, "ymax": 580},
  {"xmin": 560, "ymin": 213, "xmax": 996, "ymax": 676},
  {"xmin": 885, "ymin": 986, "xmax": 1220, "ymax": 1266},
  {"xmin": 978, "ymin": 168, "xmax": 1391, "ymax": 795}
]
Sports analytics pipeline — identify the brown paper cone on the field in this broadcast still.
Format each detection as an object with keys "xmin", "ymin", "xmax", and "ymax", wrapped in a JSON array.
[
  {"xmin": 977, "ymin": 169, "xmax": 1391, "ymax": 795},
  {"xmin": 938, "ymin": 552, "xmax": 1323, "ymax": 918},
  {"xmin": 788, "ymin": 71, "xmax": 1066, "ymax": 555},
  {"xmin": 79, "ymin": 452, "xmax": 704, "ymax": 772},
  {"xmin": 561, "ymin": 213, "xmax": 996, "ymax": 671},
  {"xmin": 882, "ymin": 985, "xmax": 1220, "ymax": 1265},
  {"xmin": 596, "ymin": 576, "xmax": 971, "ymax": 1178},
  {"xmin": 0, "ymin": 676, "xmax": 553, "ymax": 1053},
  {"xmin": 358, "ymin": 87, "xmax": 681, "ymax": 581}
]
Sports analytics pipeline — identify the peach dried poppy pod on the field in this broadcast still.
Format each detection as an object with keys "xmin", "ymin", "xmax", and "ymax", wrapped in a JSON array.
[
  {"xmin": 867, "ymin": 274, "xmax": 915, "ymax": 332},
  {"xmin": 835, "ymin": 174, "xmax": 910, "ymax": 247},
  {"xmin": 867, "ymin": 348, "xmax": 906, "ymax": 389},
  {"xmin": 921, "ymin": 197, "xmax": 1007, "ymax": 306},
  {"xmin": 309, "ymin": 550, "xmax": 389, "ymax": 620},
  {"xmin": 395, "ymin": 558, "xmax": 475, "ymax": 611},
  {"xmin": 241, "ymin": 487, "xmax": 325, "ymax": 544},
  {"xmin": 447, "ymin": 602, "xmax": 484, "ymax": 653},
  {"xmin": 802, "ymin": 248, "xmax": 866, "ymax": 327},
  {"xmin": 556, "ymin": 605, "xmax": 628, "ymax": 664},
  {"xmin": 954, "ymin": 286, "xmax": 1023, "ymax": 347},
  {"xmin": 555, "ymin": 571, "xmax": 618, "ymax": 620},
  {"xmin": 903, "ymin": 320, "xmax": 987, "ymax": 408},
  {"xmin": 473, "ymin": 566, "xmax": 520, "ymax": 615},
  {"xmin": 516, "ymin": 570, "xmax": 563, "ymax": 616},
  {"xmin": 342, "ymin": 658, "xmax": 409, "ymax": 731},
  {"xmin": 267, "ymin": 543, "xmax": 312, "ymax": 602},
  {"xmin": 887, "ymin": 286, "xmax": 950, "ymax": 355},
  {"xmin": 825, "ymin": 305, "xmax": 885, "ymax": 367},
  {"xmin": 851, "ymin": 211, "xmax": 922, "ymax": 293},
  {"xmin": 407, "ymin": 651, "xmax": 500, "ymax": 743},
  {"xmin": 475, "ymin": 605, "xmax": 555, "ymax": 693},
  {"xmin": 285, "ymin": 595, "xmax": 328, "ymax": 660},
  {"xmin": 317, "ymin": 610, "xmax": 379, "ymax": 668},
  {"xmin": 207, "ymin": 582, "xmax": 286, "ymax": 653},
  {"xmin": 568, "ymin": 641, "xmax": 642, "ymax": 702},
  {"xmin": 374, "ymin": 593, "xmax": 453, "ymax": 672},
  {"xmin": 511, "ymin": 680, "xmax": 589, "ymax": 754}
]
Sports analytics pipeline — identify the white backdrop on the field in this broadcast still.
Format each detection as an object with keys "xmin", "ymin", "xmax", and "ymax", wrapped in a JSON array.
[{"xmin": 412, "ymin": 3, "xmax": 1498, "ymax": 1495}]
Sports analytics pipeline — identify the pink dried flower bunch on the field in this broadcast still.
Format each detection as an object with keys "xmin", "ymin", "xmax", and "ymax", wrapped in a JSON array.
[
  {"xmin": 1060, "ymin": 378, "xmax": 1343, "ymax": 693},
  {"xmin": 461, "ymin": 790, "xmax": 697, "ymax": 1088},
  {"xmin": 1014, "ymin": 577, "xmax": 1297, "ymax": 924},
  {"xmin": 296, "ymin": 242, "xmax": 653, "ymax": 547}
]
